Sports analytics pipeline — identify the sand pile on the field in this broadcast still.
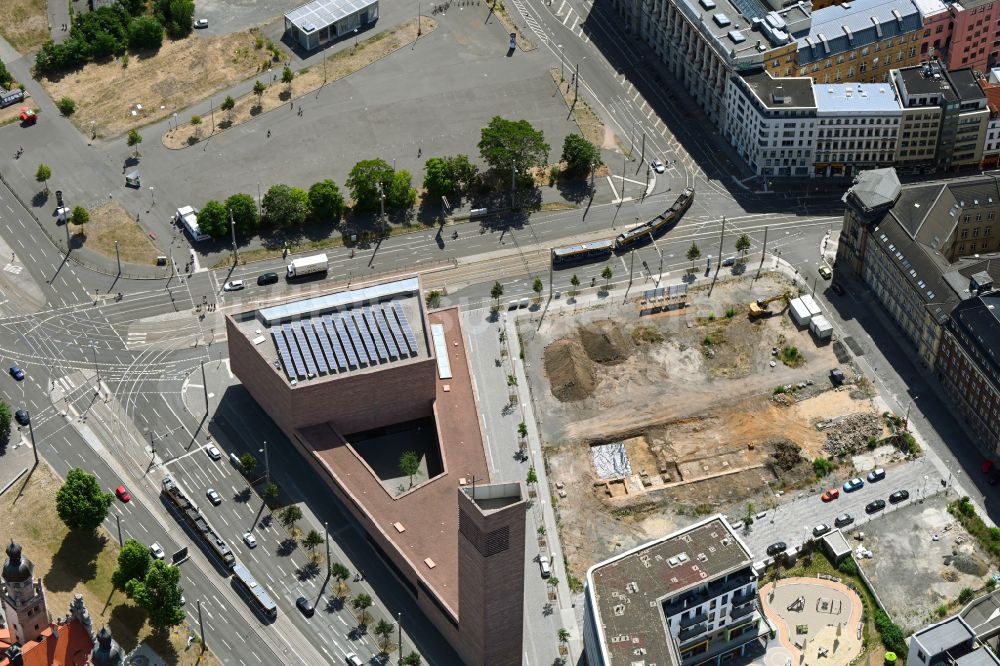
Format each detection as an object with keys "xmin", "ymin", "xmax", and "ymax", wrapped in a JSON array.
[
  {"xmin": 544, "ymin": 339, "xmax": 596, "ymax": 402},
  {"xmin": 579, "ymin": 320, "xmax": 634, "ymax": 365}
]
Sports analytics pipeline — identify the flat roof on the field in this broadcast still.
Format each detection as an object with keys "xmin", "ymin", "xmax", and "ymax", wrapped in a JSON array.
[
  {"xmin": 672, "ymin": 0, "xmax": 787, "ymax": 65},
  {"xmin": 815, "ymin": 83, "xmax": 902, "ymax": 114},
  {"xmin": 296, "ymin": 307, "xmax": 489, "ymax": 615},
  {"xmin": 962, "ymin": 588, "xmax": 1000, "ymax": 638},
  {"xmin": 896, "ymin": 62, "xmax": 960, "ymax": 100},
  {"xmin": 587, "ymin": 516, "xmax": 753, "ymax": 666},
  {"xmin": 738, "ymin": 70, "xmax": 816, "ymax": 110},
  {"xmin": 230, "ymin": 278, "xmax": 430, "ymax": 385},
  {"xmin": 797, "ymin": 0, "xmax": 921, "ymax": 64},
  {"xmin": 285, "ymin": 0, "xmax": 377, "ymax": 33},
  {"xmin": 915, "ymin": 616, "xmax": 976, "ymax": 656}
]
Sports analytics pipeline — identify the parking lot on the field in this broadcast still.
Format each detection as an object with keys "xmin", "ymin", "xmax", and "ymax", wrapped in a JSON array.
[{"xmin": 739, "ymin": 457, "xmax": 944, "ymax": 560}]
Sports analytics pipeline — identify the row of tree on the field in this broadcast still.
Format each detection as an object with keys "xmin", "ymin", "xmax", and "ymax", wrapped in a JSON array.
[{"xmin": 35, "ymin": 0, "xmax": 193, "ymax": 76}]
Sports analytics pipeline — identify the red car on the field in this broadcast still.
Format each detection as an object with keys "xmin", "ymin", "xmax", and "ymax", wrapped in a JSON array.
[
  {"xmin": 983, "ymin": 460, "xmax": 994, "ymax": 474},
  {"xmin": 115, "ymin": 485, "xmax": 131, "ymax": 503},
  {"xmin": 821, "ymin": 488, "xmax": 840, "ymax": 502}
]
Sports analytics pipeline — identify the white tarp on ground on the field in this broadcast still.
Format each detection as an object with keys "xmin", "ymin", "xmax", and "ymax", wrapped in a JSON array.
[{"xmin": 591, "ymin": 441, "xmax": 632, "ymax": 480}]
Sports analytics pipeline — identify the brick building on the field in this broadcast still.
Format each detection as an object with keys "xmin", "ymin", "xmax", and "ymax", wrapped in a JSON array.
[{"xmin": 225, "ymin": 277, "xmax": 527, "ymax": 666}]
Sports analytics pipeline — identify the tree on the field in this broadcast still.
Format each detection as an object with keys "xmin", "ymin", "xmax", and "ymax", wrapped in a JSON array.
[
  {"xmin": 601, "ymin": 265, "xmax": 613, "ymax": 288},
  {"xmin": 261, "ymin": 184, "xmax": 309, "ymax": 228},
  {"xmin": 252, "ymin": 80, "xmax": 266, "ymax": 106},
  {"xmin": 686, "ymin": 241, "xmax": 701, "ymax": 271},
  {"xmin": 570, "ymin": 273, "xmax": 580, "ymax": 296},
  {"xmin": 279, "ymin": 505, "xmax": 303, "ymax": 531},
  {"xmin": 423, "ymin": 158, "xmax": 454, "ymax": 200},
  {"xmin": 196, "ymin": 200, "xmax": 227, "ymax": 239},
  {"xmin": 239, "ymin": 453, "xmax": 258, "ymax": 476},
  {"xmin": 126, "ymin": 560, "xmax": 185, "ymax": 629},
  {"xmin": 0, "ymin": 402, "xmax": 11, "ymax": 442},
  {"xmin": 352, "ymin": 593, "xmax": 373, "ymax": 626},
  {"xmin": 56, "ymin": 468, "xmax": 114, "ymax": 532},
  {"xmin": 35, "ymin": 164, "xmax": 51, "ymax": 192},
  {"xmin": 281, "ymin": 65, "xmax": 294, "ymax": 93},
  {"xmin": 57, "ymin": 97, "xmax": 76, "ymax": 115},
  {"xmin": 225, "ymin": 193, "xmax": 260, "ymax": 237},
  {"xmin": 308, "ymin": 179, "xmax": 345, "ymax": 223},
  {"xmin": 561, "ymin": 133, "xmax": 602, "ymax": 178},
  {"xmin": 127, "ymin": 15, "xmax": 164, "ymax": 50},
  {"xmin": 263, "ymin": 482, "xmax": 279, "ymax": 502},
  {"xmin": 126, "ymin": 128, "xmax": 142, "ymax": 158},
  {"xmin": 526, "ymin": 466, "xmax": 538, "ymax": 485},
  {"xmin": 303, "ymin": 529, "xmax": 323, "ymax": 554},
  {"xmin": 735, "ymin": 233, "xmax": 751, "ymax": 259},
  {"xmin": 401, "ymin": 653, "xmax": 422, "ymax": 666},
  {"xmin": 112, "ymin": 538, "xmax": 151, "ymax": 592},
  {"xmin": 330, "ymin": 562, "xmax": 351, "ymax": 597},
  {"xmin": 386, "ymin": 166, "xmax": 417, "ymax": 212},
  {"xmin": 70, "ymin": 206, "xmax": 89, "ymax": 226},
  {"xmin": 155, "ymin": 0, "xmax": 195, "ymax": 39},
  {"xmin": 490, "ymin": 281, "xmax": 504, "ymax": 308},
  {"xmin": 558, "ymin": 627, "xmax": 571, "ymax": 648},
  {"xmin": 221, "ymin": 94, "xmax": 235, "ymax": 123},
  {"xmin": 532, "ymin": 277, "xmax": 543, "ymax": 300},
  {"xmin": 518, "ymin": 422, "xmax": 528, "ymax": 438},
  {"xmin": 446, "ymin": 154, "xmax": 478, "ymax": 195},
  {"xmin": 0, "ymin": 60, "xmax": 12, "ymax": 88},
  {"xmin": 346, "ymin": 159, "xmax": 393, "ymax": 212},
  {"xmin": 399, "ymin": 450, "xmax": 420, "ymax": 488},
  {"xmin": 374, "ymin": 619, "xmax": 395, "ymax": 654},
  {"xmin": 478, "ymin": 116, "xmax": 550, "ymax": 174}
]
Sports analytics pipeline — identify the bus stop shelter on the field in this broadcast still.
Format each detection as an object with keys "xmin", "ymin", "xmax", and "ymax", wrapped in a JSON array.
[{"xmin": 284, "ymin": 0, "xmax": 379, "ymax": 51}]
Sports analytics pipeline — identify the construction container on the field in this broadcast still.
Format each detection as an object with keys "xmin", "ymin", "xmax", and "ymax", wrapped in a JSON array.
[
  {"xmin": 810, "ymin": 314, "xmax": 833, "ymax": 341},
  {"xmin": 789, "ymin": 297, "xmax": 813, "ymax": 326}
]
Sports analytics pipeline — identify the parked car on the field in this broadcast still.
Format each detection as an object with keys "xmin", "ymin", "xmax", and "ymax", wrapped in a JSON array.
[
  {"xmin": 257, "ymin": 272, "xmax": 279, "ymax": 286},
  {"xmin": 830, "ymin": 282, "xmax": 845, "ymax": 296},
  {"xmin": 834, "ymin": 513, "xmax": 854, "ymax": 528},
  {"xmin": 818, "ymin": 265, "xmax": 832, "ymax": 279},
  {"xmin": 223, "ymin": 280, "xmax": 245, "ymax": 292},
  {"xmin": 206, "ymin": 488, "xmax": 222, "ymax": 505},
  {"xmin": 865, "ymin": 499, "xmax": 886, "ymax": 514},
  {"xmin": 295, "ymin": 596, "xmax": 314, "ymax": 618},
  {"xmin": 242, "ymin": 532, "xmax": 257, "ymax": 548},
  {"xmin": 115, "ymin": 485, "xmax": 131, "ymax": 503},
  {"xmin": 843, "ymin": 477, "xmax": 864, "ymax": 493},
  {"xmin": 821, "ymin": 488, "xmax": 840, "ymax": 502},
  {"xmin": 766, "ymin": 542, "xmax": 787, "ymax": 557},
  {"xmin": 539, "ymin": 554, "xmax": 551, "ymax": 578},
  {"xmin": 194, "ymin": 18, "xmax": 209, "ymax": 28},
  {"xmin": 812, "ymin": 524, "xmax": 831, "ymax": 537},
  {"xmin": 346, "ymin": 654, "xmax": 364, "ymax": 666},
  {"xmin": 830, "ymin": 368, "xmax": 846, "ymax": 386},
  {"xmin": 984, "ymin": 460, "xmax": 995, "ymax": 474},
  {"xmin": 889, "ymin": 490, "xmax": 910, "ymax": 504},
  {"xmin": 867, "ymin": 468, "xmax": 886, "ymax": 482},
  {"xmin": 9, "ymin": 366, "xmax": 24, "ymax": 381},
  {"xmin": 651, "ymin": 159, "xmax": 665, "ymax": 174},
  {"xmin": 149, "ymin": 542, "xmax": 165, "ymax": 560},
  {"xmin": 14, "ymin": 410, "xmax": 29, "ymax": 426},
  {"xmin": 721, "ymin": 256, "xmax": 736, "ymax": 267},
  {"xmin": 206, "ymin": 445, "xmax": 221, "ymax": 460}
]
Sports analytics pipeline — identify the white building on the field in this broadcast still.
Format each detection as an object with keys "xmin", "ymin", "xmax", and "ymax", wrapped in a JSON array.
[
  {"xmin": 814, "ymin": 83, "xmax": 902, "ymax": 177},
  {"xmin": 725, "ymin": 70, "xmax": 817, "ymax": 178},
  {"xmin": 583, "ymin": 515, "xmax": 770, "ymax": 666}
]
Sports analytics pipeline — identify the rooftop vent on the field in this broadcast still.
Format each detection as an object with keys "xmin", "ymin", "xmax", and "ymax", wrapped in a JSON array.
[
  {"xmin": 713, "ymin": 12, "xmax": 731, "ymax": 26},
  {"xmin": 729, "ymin": 30, "xmax": 746, "ymax": 43},
  {"xmin": 677, "ymin": 552, "xmax": 690, "ymax": 563},
  {"xmin": 971, "ymin": 270, "xmax": 994, "ymax": 295},
  {"xmin": 668, "ymin": 557, "xmax": 680, "ymax": 567},
  {"xmin": 699, "ymin": 0, "xmax": 716, "ymax": 8},
  {"xmin": 697, "ymin": 553, "xmax": 709, "ymax": 562},
  {"xmin": 772, "ymin": 86, "xmax": 787, "ymax": 104},
  {"xmin": 870, "ymin": 16, "xmax": 883, "ymax": 39}
]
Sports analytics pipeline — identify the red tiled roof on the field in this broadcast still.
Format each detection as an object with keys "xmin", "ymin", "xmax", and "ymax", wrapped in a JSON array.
[
  {"xmin": 979, "ymin": 80, "xmax": 1000, "ymax": 114},
  {"xmin": 0, "ymin": 620, "xmax": 93, "ymax": 666}
]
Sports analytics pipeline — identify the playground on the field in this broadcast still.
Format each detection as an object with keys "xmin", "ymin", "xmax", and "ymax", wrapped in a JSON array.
[{"xmin": 759, "ymin": 577, "xmax": 864, "ymax": 666}]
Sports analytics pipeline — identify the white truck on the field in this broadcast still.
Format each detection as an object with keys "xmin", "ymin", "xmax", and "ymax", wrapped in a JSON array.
[
  {"xmin": 175, "ymin": 206, "xmax": 211, "ymax": 242},
  {"xmin": 286, "ymin": 253, "xmax": 328, "ymax": 279}
]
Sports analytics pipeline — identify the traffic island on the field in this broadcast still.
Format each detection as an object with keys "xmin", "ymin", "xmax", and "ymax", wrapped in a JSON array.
[
  {"xmin": 162, "ymin": 17, "xmax": 437, "ymax": 150},
  {"xmin": 67, "ymin": 202, "xmax": 164, "ymax": 266}
]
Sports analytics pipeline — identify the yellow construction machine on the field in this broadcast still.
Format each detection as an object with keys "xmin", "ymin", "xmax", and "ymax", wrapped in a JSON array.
[{"xmin": 748, "ymin": 291, "xmax": 791, "ymax": 318}]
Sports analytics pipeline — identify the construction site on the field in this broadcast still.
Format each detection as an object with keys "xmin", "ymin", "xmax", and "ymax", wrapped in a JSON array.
[{"xmin": 518, "ymin": 272, "xmax": 888, "ymax": 579}]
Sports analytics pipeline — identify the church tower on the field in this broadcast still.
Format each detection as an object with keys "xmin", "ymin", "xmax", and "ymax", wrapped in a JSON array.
[{"xmin": 1, "ymin": 542, "xmax": 49, "ymax": 644}]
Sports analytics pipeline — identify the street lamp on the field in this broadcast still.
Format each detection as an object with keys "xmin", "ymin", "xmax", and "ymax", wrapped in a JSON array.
[
  {"xmin": 114, "ymin": 240, "xmax": 121, "ymax": 275},
  {"xmin": 25, "ymin": 413, "xmax": 37, "ymax": 466},
  {"xmin": 229, "ymin": 208, "xmax": 239, "ymax": 266},
  {"xmin": 557, "ymin": 44, "xmax": 564, "ymax": 82},
  {"xmin": 259, "ymin": 440, "xmax": 270, "ymax": 486},
  {"xmin": 511, "ymin": 166, "xmax": 517, "ymax": 209},
  {"xmin": 149, "ymin": 186, "xmax": 155, "ymax": 206},
  {"xmin": 172, "ymin": 112, "xmax": 177, "ymax": 133}
]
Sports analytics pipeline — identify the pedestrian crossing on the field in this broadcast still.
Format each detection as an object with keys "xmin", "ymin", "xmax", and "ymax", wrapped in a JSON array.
[{"xmin": 509, "ymin": 0, "xmax": 547, "ymax": 43}]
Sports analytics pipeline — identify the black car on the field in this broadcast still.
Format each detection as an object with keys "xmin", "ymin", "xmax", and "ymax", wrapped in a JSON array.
[
  {"xmin": 257, "ymin": 272, "xmax": 279, "ymax": 286},
  {"xmin": 295, "ymin": 596, "xmax": 314, "ymax": 618},
  {"xmin": 865, "ymin": 499, "xmax": 886, "ymax": 514},
  {"xmin": 889, "ymin": 490, "xmax": 910, "ymax": 504},
  {"xmin": 830, "ymin": 282, "xmax": 845, "ymax": 296},
  {"xmin": 14, "ymin": 410, "xmax": 29, "ymax": 426},
  {"xmin": 766, "ymin": 541, "xmax": 786, "ymax": 557},
  {"xmin": 834, "ymin": 513, "xmax": 854, "ymax": 528}
]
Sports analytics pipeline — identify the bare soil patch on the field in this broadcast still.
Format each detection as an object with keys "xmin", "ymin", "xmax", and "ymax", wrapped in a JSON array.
[
  {"xmin": 41, "ymin": 31, "xmax": 262, "ymax": 138},
  {"xmin": 0, "ymin": 0, "xmax": 49, "ymax": 54},
  {"xmin": 0, "ymin": 463, "xmax": 220, "ymax": 665},
  {"xmin": 548, "ymin": 69, "xmax": 610, "ymax": 149},
  {"xmin": 164, "ymin": 18, "xmax": 435, "ymax": 148},
  {"xmin": 70, "ymin": 202, "xmax": 162, "ymax": 265},
  {"xmin": 543, "ymin": 338, "xmax": 595, "ymax": 402}
]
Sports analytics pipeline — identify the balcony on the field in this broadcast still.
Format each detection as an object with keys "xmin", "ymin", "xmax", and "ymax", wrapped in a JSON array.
[
  {"xmin": 679, "ymin": 611, "xmax": 710, "ymax": 629},
  {"xmin": 731, "ymin": 588, "xmax": 755, "ymax": 607},
  {"xmin": 730, "ymin": 602, "xmax": 757, "ymax": 621},
  {"xmin": 678, "ymin": 622, "xmax": 709, "ymax": 643}
]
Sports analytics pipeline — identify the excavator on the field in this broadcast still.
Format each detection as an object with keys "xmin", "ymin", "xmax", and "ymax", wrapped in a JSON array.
[{"xmin": 748, "ymin": 291, "xmax": 791, "ymax": 318}]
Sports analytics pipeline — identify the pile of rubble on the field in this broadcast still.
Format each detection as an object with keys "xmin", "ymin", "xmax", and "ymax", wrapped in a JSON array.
[{"xmin": 822, "ymin": 413, "xmax": 883, "ymax": 455}]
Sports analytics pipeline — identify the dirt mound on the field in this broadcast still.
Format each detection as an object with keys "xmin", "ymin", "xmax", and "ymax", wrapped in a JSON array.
[
  {"xmin": 949, "ymin": 553, "xmax": 988, "ymax": 576},
  {"xmin": 579, "ymin": 320, "xmax": 634, "ymax": 365},
  {"xmin": 544, "ymin": 339, "xmax": 596, "ymax": 402},
  {"xmin": 769, "ymin": 439, "xmax": 805, "ymax": 471},
  {"xmin": 823, "ymin": 413, "xmax": 884, "ymax": 455}
]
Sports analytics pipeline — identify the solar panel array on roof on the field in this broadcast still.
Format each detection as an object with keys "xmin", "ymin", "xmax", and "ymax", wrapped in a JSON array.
[
  {"xmin": 286, "ymin": 0, "xmax": 377, "ymax": 32},
  {"xmin": 362, "ymin": 308, "xmax": 388, "ymax": 361},
  {"xmin": 374, "ymin": 308, "xmax": 399, "ymax": 359},
  {"xmin": 321, "ymin": 317, "xmax": 349, "ymax": 370},
  {"xmin": 313, "ymin": 320, "xmax": 338, "ymax": 371},
  {"xmin": 333, "ymin": 315, "xmax": 359, "ymax": 368},
  {"xmin": 302, "ymin": 322, "xmax": 328, "ymax": 374},
  {"xmin": 379, "ymin": 308, "xmax": 404, "ymax": 357},
  {"xmin": 272, "ymin": 330, "xmax": 295, "ymax": 380},
  {"xmin": 344, "ymin": 314, "xmax": 370, "ymax": 365},
  {"xmin": 291, "ymin": 324, "xmax": 317, "ymax": 377},
  {"xmin": 283, "ymin": 326, "xmax": 308, "ymax": 378},
  {"xmin": 393, "ymin": 301, "xmax": 419, "ymax": 354}
]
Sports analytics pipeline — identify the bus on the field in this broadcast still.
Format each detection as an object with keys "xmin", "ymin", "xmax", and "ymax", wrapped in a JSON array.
[
  {"xmin": 551, "ymin": 239, "xmax": 615, "ymax": 266},
  {"xmin": 231, "ymin": 563, "xmax": 278, "ymax": 622}
]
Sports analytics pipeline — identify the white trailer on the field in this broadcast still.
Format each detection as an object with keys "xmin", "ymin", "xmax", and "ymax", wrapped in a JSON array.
[
  {"xmin": 800, "ymin": 294, "xmax": 822, "ymax": 317},
  {"xmin": 286, "ymin": 253, "xmax": 328, "ymax": 278},
  {"xmin": 175, "ymin": 206, "xmax": 210, "ymax": 242},
  {"xmin": 810, "ymin": 314, "xmax": 833, "ymax": 341},
  {"xmin": 789, "ymin": 297, "xmax": 813, "ymax": 326}
]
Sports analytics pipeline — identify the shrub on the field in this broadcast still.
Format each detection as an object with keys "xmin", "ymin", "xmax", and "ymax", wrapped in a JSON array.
[
  {"xmin": 874, "ymin": 609, "xmax": 907, "ymax": 656},
  {"xmin": 725, "ymin": 307, "xmax": 737, "ymax": 319},
  {"xmin": 934, "ymin": 604, "xmax": 948, "ymax": 618},
  {"xmin": 812, "ymin": 457, "xmax": 835, "ymax": 478},
  {"xmin": 773, "ymin": 385, "xmax": 787, "ymax": 395},
  {"xmin": 57, "ymin": 97, "xmax": 76, "ymax": 115},
  {"xmin": 837, "ymin": 557, "xmax": 858, "ymax": 576},
  {"xmin": 959, "ymin": 587, "xmax": 975, "ymax": 604},
  {"xmin": 988, "ymin": 577, "xmax": 997, "ymax": 591},
  {"xmin": 958, "ymin": 496, "xmax": 976, "ymax": 517}
]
